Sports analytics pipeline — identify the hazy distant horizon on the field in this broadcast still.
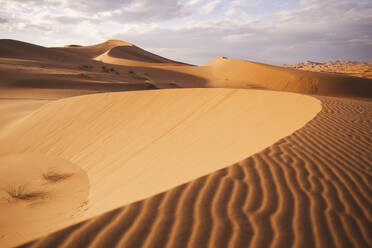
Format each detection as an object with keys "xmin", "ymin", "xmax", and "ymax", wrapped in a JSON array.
[{"xmin": 1, "ymin": 0, "xmax": 371, "ymax": 65}]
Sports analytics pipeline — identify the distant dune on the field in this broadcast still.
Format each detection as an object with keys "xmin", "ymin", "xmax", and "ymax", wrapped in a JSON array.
[
  {"xmin": 283, "ymin": 60, "xmax": 372, "ymax": 79},
  {"xmin": 199, "ymin": 57, "xmax": 372, "ymax": 98},
  {"xmin": 1, "ymin": 39, "xmax": 371, "ymax": 98},
  {"xmin": 0, "ymin": 39, "xmax": 371, "ymax": 248},
  {"xmin": 56, "ymin": 40, "xmax": 185, "ymax": 66}
]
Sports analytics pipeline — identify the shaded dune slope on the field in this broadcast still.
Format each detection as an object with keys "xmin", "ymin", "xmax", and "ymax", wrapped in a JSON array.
[
  {"xmin": 0, "ymin": 39, "xmax": 88, "ymax": 62},
  {"xmin": 58, "ymin": 40, "xmax": 184, "ymax": 65},
  {"xmin": 201, "ymin": 57, "xmax": 372, "ymax": 98},
  {"xmin": 56, "ymin": 40, "xmax": 133, "ymax": 59},
  {"xmin": 95, "ymin": 44, "xmax": 185, "ymax": 65},
  {"xmin": 19, "ymin": 97, "xmax": 372, "ymax": 248}
]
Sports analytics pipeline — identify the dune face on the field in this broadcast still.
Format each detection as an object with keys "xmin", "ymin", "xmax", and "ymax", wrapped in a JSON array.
[
  {"xmin": 17, "ymin": 96, "xmax": 372, "ymax": 248},
  {"xmin": 0, "ymin": 89, "xmax": 320, "ymax": 247}
]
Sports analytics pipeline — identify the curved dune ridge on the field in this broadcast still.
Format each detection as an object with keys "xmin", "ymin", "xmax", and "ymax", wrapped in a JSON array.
[
  {"xmin": 58, "ymin": 40, "xmax": 184, "ymax": 66},
  {"xmin": 19, "ymin": 96, "xmax": 372, "ymax": 248},
  {"xmin": 94, "ymin": 42, "xmax": 185, "ymax": 66},
  {"xmin": 0, "ymin": 89, "xmax": 321, "ymax": 247}
]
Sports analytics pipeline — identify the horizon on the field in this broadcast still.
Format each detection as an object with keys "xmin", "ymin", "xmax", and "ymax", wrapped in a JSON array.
[{"xmin": 1, "ymin": 0, "xmax": 372, "ymax": 65}]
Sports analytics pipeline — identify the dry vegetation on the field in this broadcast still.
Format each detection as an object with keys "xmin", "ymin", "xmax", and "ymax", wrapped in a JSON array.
[
  {"xmin": 4, "ymin": 184, "xmax": 45, "ymax": 201},
  {"xmin": 42, "ymin": 168, "xmax": 72, "ymax": 183}
]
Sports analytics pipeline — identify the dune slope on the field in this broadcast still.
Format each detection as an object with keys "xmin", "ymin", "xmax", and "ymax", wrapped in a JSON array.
[
  {"xmin": 20, "ymin": 96, "xmax": 372, "ymax": 248},
  {"xmin": 0, "ymin": 89, "xmax": 320, "ymax": 247},
  {"xmin": 201, "ymin": 57, "xmax": 372, "ymax": 98},
  {"xmin": 56, "ymin": 40, "xmax": 184, "ymax": 66},
  {"xmin": 0, "ymin": 39, "xmax": 87, "ymax": 62}
]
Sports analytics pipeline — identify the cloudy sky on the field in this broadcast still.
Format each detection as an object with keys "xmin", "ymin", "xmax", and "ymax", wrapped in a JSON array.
[{"xmin": 1, "ymin": 0, "xmax": 372, "ymax": 65}]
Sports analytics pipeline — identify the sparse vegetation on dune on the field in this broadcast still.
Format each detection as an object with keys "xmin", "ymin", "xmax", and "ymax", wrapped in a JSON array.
[
  {"xmin": 5, "ymin": 184, "xmax": 26, "ymax": 199},
  {"xmin": 102, "ymin": 65, "xmax": 117, "ymax": 73},
  {"xmin": 42, "ymin": 168, "xmax": 72, "ymax": 182},
  {"xmin": 128, "ymin": 70, "xmax": 150, "ymax": 81},
  {"xmin": 4, "ymin": 184, "xmax": 45, "ymax": 201},
  {"xmin": 79, "ymin": 65, "xmax": 93, "ymax": 70}
]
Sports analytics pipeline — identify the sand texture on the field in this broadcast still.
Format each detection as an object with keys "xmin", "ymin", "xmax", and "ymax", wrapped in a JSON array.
[{"xmin": 16, "ymin": 96, "xmax": 372, "ymax": 248}]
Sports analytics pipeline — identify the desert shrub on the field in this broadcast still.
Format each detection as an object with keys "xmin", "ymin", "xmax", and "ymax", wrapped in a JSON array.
[
  {"xmin": 42, "ymin": 168, "xmax": 71, "ymax": 182},
  {"xmin": 5, "ymin": 184, "xmax": 26, "ymax": 199}
]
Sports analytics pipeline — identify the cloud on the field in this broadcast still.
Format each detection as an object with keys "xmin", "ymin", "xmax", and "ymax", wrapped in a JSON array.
[
  {"xmin": 0, "ymin": 18, "xmax": 8, "ymax": 24},
  {"xmin": 112, "ymin": 0, "xmax": 372, "ymax": 64},
  {"xmin": 185, "ymin": 0, "xmax": 200, "ymax": 6},
  {"xmin": 0, "ymin": 0, "xmax": 192, "ymax": 27},
  {"xmin": 0, "ymin": 0, "xmax": 371, "ymax": 65},
  {"xmin": 198, "ymin": 0, "xmax": 221, "ymax": 14}
]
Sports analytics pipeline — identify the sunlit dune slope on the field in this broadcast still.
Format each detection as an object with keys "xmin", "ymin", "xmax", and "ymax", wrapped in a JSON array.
[
  {"xmin": 0, "ymin": 39, "xmax": 87, "ymax": 62},
  {"xmin": 200, "ymin": 57, "xmax": 372, "ymax": 98},
  {"xmin": 18, "ymin": 95, "xmax": 372, "ymax": 248},
  {"xmin": 0, "ymin": 89, "xmax": 320, "ymax": 247}
]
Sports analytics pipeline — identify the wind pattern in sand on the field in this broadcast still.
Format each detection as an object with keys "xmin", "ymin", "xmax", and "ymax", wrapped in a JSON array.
[{"xmin": 19, "ymin": 97, "xmax": 372, "ymax": 248}]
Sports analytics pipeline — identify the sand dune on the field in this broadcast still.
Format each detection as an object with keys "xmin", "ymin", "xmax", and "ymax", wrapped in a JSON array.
[
  {"xmin": 0, "ymin": 89, "xmax": 320, "ymax": 247},
  {"xmin": 57, "ymin": 40, "xmax": 184, "ymax": 66},
  {"xmin": 17, "ymin": 96, "xmax": 372, "ymax": 248},
  {"xmin": 2, "ymin": 39, "xmax": 371, "ymax": 99},
  {"xmin": 0, "ymin": 39, "xmax": 87, "ymax": 63},
  {"xmin": 1, "ymin": 39, "xmax": 371, "ymax": 248}
]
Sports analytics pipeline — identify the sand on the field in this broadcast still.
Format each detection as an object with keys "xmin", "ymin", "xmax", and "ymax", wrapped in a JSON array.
[
  {"xmin": 17, "ymin": 96, "xmax": 372, "ymax": 248},
  {"xmin": 0, "ymin": 89, "xmax": 320, "ymax": 247},
  {"xmin": 0, "ymin": 39, "xmax": 371, "ymax": 248}
]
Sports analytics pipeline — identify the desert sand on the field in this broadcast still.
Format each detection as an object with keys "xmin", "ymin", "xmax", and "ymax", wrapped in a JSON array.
[{"xmin": 0, "ymin": 39, "xmax": 371, "ymax": 248}]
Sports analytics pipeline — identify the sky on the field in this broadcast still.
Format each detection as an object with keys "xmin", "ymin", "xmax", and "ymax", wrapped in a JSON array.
[{"xmin": 0, "ymin": 0, "xmax": 372, "ymax": 65}]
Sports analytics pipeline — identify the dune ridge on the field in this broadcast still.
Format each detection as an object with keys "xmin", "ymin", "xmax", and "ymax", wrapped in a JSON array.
[{"xmin": 19, "ymin": 96, "xmax": 372, "ymax": 248}]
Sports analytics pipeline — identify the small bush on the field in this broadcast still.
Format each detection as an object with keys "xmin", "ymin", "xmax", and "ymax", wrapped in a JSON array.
[
  {"xmin": 42, "ymin": 168, "xmax": 72, "ymax": 182},
  {"xmin": 5, "ymin": 184, "xmax": 26, "ymax": 199},
  {"xmin": 80, "ymin": 65, "xmax": 93, "ymax": 70},
  {"xmin": 102, "ymin": 66, "xmax": 116, "ymax": 73}
]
